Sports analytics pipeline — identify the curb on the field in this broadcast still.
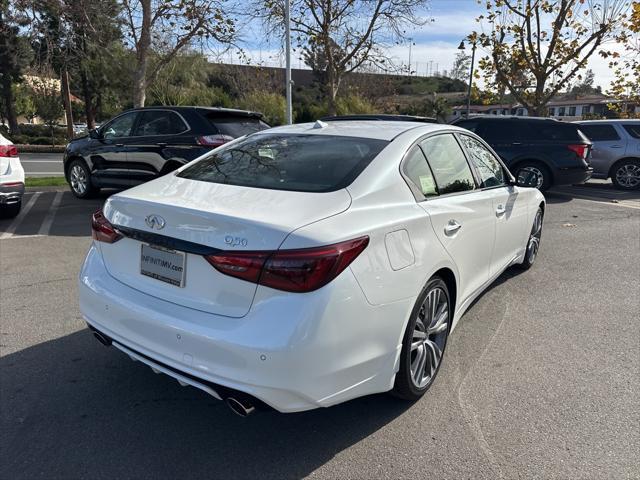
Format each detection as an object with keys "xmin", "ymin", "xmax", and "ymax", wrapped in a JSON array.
[{"xmin": 16, "ymin": 144, "xmax": 67, "ymax": 153}]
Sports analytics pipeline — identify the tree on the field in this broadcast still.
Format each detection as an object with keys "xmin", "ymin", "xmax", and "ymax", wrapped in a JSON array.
[
  {"xmin": 604, "ymin": 1, "xmax": 640, "ymax": 114},
  {"xmin": 450, "ymin": 52, "xmax": 470, "ymax": 81},
  {"xmin": 0, "ymin": 1, "xmax": 31, "ymax": 133},
  {"xmin": 262, "ymin": 0, "xmax": 430, "ymax": 115},
  {"xmin": 476, "ymin": 0, "xmax": 627, "ymax": 115},
  {"xmin": 120, "ymin": 0, "xmax": 236, "ymax": 107},
  {"xmin": 31, "ymin": 75, "xmax": 64, "ymax": 145},
  {"xmin": 570, "ymin": 69, "xmax": 601, "ymax": 95}
]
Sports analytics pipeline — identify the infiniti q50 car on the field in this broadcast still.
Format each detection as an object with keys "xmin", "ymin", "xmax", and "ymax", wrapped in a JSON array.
[{"xmin": 80, "ymin": 121, "xmax": 545, "ymax": 415}]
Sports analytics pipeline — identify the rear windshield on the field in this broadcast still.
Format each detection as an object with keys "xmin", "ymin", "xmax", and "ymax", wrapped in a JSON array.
[
  {"xmin": 206, "ymin": 115, "xmax": 270, "ymax": 137},
  {"xmin": 177, "ymin": 133, "xmax": 389, "ymax": 192}
]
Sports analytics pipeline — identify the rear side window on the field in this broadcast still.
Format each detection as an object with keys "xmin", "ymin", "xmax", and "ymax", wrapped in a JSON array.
[
  {"xmin": 420, "ymin": 134, "xmax": 476, "ymax": 194},
  {"xmin": 177, "ymin": 134, "xmax": 388, "ymax": 192},
  {"xmin": 206, "ymin": 115, "xmax": 270, "ymax": 138},
  {"xmin": 481, "ymin": 121, "xmax": 526, "ymax": 142},
  {"xmin": 402, "ymin": 146, "xmax": 438, "ymax": 197},
  {"xmin": 622, "ymin": 124, "xmax": 640, "ymax": 139},
  {"xmin": 521, "ymin": 122, "xmax": 583, "ymax": 142},
  {"xmin": 459, "ymin": 135, "xmax": 506, "ymax": 187},
  {"xmin": 134, "ymin": 110, "xmax": 188, "ymax": 136},
  {"xmin": 578, "ymin": 124, "xmax": 620, "ymax": 141}
]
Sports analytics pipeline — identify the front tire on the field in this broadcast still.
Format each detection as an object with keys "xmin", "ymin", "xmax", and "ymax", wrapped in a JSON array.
[
  {"xmin": 68, "ymin": 159, "xmax": 98, "ymax": 199},
  {"xmin": 517, "ymin": 207, "xmax": 543, "ymax": 270},
  {"xmin": 393, "ymin": 276, "xmax": 451, "ymax": 401},
  {"xmin": 611, "ymin": 159, "xmax": 640, "ymax": 190}
]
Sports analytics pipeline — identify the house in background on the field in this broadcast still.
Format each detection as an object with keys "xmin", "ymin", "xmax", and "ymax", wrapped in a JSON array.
[{"xmin": 449, "ymin": 94, "xmax": 639, "ymax": 122}]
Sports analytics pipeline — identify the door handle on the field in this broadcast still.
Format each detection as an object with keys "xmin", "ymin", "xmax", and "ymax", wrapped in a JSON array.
[
  {"xmin": 512, "ymin": 142, "xmax": 522, "ymax": 145},
  {"xmin": 496, "ymin": 204, "xmax": 506, "ymax": 216},
  {"xmin": 444, "ymin": 220, "xmax": 462, "ymax": 236},
  {"xmin": 157, "ymin": 143, "xmax": 167, "ymax": 147},
  {"xmin": 115, "ymin": 143, "xmax": 124, "ymax": 147},
  {"xmin": 610, "ymin": 145, "xmax": 622, "ymax": 149}
]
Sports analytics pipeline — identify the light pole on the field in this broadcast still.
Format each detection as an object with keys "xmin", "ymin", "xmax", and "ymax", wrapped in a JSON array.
[
  {"xmin": 458, "ymin": 39, "xmax": 477, "ymax": 118},
  {"xmin": 407, "ymin": 37, "xmax": 414, "ymax": 75},
  {"xmin": 284, "ymin": 0, "xmax": 292, "ymax": 124}
]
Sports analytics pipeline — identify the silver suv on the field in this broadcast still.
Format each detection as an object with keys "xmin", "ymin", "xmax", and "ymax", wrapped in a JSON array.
[{"xmin": 574, "ymin": 120, "xmax": 640, "ymax": 190}]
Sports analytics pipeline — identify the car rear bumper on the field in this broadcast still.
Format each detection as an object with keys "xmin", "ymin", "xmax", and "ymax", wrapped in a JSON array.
[
  {"xmin": 79, "ymin": 243, "xmax": 413, "ymax": 412},
  {"xmin": 554, "ymin": 166, "xmax": 593, "ymax": 186},
  {"xmin": 0, "ymin": 182, "xmax": 25, "ymax": 205}
]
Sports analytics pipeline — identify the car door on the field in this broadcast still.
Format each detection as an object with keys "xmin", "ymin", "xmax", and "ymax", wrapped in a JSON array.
[
  {"xmin": 578, "ymin": 123, "xmax": 624, "ymax": 176},
  {"xmin": 458, "ymin": 134, "xmax": 529, "ymax": 276},
  {"xmin": 90, "ymin": 111, "xmax": 139, "ymax": 186},
  {"xmin": 415, "ymin": 133, "xmax": 495, "ymax": 304},
  {"xmin": 127, "ymin": 109, "xmax": 191, "ymax": 184}
]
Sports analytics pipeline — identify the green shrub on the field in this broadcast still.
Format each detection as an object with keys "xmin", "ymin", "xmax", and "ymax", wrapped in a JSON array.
[
  {"xmin": 335, "ymin": 94, "xmax": 376, "ymax": 115},
  {"xmin": 17, "ymin": 124, "xmax": 66, "ymax": 137},
  {"xmin": 239, "ymin": 91, "xmax": 286, "ymax": 126}
]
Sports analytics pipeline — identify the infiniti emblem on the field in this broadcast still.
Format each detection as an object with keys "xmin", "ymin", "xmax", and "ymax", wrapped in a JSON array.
[{"xmin": 145, "ymin": 214, "xmax": 166, "ymax": 230}]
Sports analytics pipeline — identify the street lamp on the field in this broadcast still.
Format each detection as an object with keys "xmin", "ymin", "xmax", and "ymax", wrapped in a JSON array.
[
  {"xmin": 458, "ymin": 39, "xmax": 477, "ymax": 118},
  {"xmin": 284, "ymin": 0, "xmax": 292, "ymax": 124}
]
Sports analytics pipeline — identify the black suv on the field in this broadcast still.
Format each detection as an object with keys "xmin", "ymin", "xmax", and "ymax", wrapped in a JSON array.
[
  {"xmin": 64, "ymin": 107, "xmax": 270, "ymax": 198},
  {"xmin": 452, "ymin": 116, "xmax": 592, "ymax": 190}
]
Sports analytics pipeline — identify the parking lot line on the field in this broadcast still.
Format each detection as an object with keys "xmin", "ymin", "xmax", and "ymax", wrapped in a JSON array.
[
  {"xmin": 37, "ymin": 191, "xmax": 64, "ymax": 236},
  {"xmin": 0, "ymin": 192, "xmax": 41, "ymax": 240}
]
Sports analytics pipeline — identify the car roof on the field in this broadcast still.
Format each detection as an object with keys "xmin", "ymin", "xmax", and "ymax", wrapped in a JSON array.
[
  {"xmin": 258, "ymin": 120, "xmax": 451, "ymax": 141},
  {"xmin": 320, "ymin": 114, "xmax": 438, "ymax": 123},
  {"xmin": 125, "ymin": 106, "xmax": 264, "ymax": 119},
  {"xmin": 574, "ymin": 119, "xmax": 640, "ymax": 124}
]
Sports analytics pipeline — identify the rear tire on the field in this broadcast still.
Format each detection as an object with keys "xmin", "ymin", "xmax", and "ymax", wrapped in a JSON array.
[
  {"xmin": 514, "ymin": 162, "xmax": 551, "ymax": 191},
  {"xmin": 611, "ymin": 159, "xmax": 640, "ymax": 190},
  {"xmin": 393, "ymin": 276, "xmax": 451, "ymax": 401},
  {"xmin": 68, "ymin": 159, "xmax": 98, "ymax": 199},
  {"xmin": 1, "ymin": 200, "xmax": 21, "ymax": 219}
]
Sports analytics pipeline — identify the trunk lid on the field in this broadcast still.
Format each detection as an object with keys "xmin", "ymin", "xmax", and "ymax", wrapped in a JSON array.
[{"xmin": 99, "ymin": 175, "xmax": 351, "ymax": 317}]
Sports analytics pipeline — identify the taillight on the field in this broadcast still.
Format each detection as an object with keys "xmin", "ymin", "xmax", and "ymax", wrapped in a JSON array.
[
  {"xmin": 205, "ymin": 236, "xmax": 369, "ymax": 293},
  {"xmin": 196, "ymin": 134, "xmax": 234, "ymax": 147},
  {"xmin": 91, "ymin": 210, "xmax": 122, "ymax": 243},
  {"xmin": 567, "ymin": 144, "xmax": 589, "ymax": 160},
  {"xmin": 0, "ymin": 145, "xmax": 18, "ymax": 157}
]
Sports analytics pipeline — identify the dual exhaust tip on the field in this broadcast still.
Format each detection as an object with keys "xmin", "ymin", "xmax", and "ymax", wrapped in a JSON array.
[{"xmin": 91, "ymin": 326, "xmax": 256, "ymax": 416}]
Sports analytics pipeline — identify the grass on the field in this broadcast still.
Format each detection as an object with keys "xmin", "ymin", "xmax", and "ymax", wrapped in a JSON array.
[{"xmin": 25, "ymin": 176, "xmax": 68, "ymax": 187}]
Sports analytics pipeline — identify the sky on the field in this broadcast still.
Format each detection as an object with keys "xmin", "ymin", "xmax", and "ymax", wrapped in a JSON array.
[{"xmin": 230, "ymin": 0, "xmax": 619, "ymax": 92}]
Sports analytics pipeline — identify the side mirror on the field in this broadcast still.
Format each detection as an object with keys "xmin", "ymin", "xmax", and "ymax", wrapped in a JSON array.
[
  {"xmin": 515, "ymin": 169, "xmax": 541, "ymax": 188},
  {"xmin": 89, "ymin": 128, "xmax": 102, "ymax": 139}
]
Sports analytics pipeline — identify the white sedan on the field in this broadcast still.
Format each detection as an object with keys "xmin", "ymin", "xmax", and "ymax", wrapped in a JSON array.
[
  {"xmin": 0, "ymin": 133, "xmax": 25, "ymax": 218},
  {"xmin": 80, "ymin": 121, "xmax": 544, "ymax": 415}
]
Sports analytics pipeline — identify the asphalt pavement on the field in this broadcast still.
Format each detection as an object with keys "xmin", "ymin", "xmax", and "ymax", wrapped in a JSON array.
[
  {"xmin": 19, "ymin": 152, "xmax": 65, "ymax": 176},
  {"xmin": 0, "ymin": 188, "xmax": 638, "ymax": 479}
]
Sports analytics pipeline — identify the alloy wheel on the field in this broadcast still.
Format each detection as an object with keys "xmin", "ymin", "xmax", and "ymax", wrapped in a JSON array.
[
  {"xmin": 517, "ymin": 166, "xmax": 544, "ymax": 189},
  {"xmin": 409, "ymin": 287, "xmax": 449, "ymax": 389},
  {"xmin": 70, "ymin": 164, "xmax": 87, "ymax": 195},
  {"xmin": 527, "ymin": 209, "xmax": 543, "ymax": 264},
  {"xmin": 615, "ymin": 163, "xmax": 640, "ymax": 189}
]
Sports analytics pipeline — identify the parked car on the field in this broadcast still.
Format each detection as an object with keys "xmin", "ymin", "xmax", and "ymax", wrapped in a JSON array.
[
  {"xmin": 80, "ymin": 120, "xmax": 545, "ymax": 415},
  {"xmin": 452, "ymin": 116, "xmax": 592, "ymax": 191},
  {"xmin": 0, "ymin": 133, "xmax": 25, "ymax": 218},
  {"xmin": 573, "ymin": 120, "xmax": 640, "ymax": 190},
  {"xmin": 63, "ymin": 107, "xmax": 270, "ymax": 198},
  {"xmin": 73, "ymin": 123, "xmax": 88, "ymax": 136}
]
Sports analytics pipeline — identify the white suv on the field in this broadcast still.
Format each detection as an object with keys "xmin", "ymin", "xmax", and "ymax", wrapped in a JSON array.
[
  {"xmin": 0, "ymin": 133, "xmax": 25, "ymax": 218},
  {"xmin": 80, "ymin": 121, "xmax": 545, "ymax": 415}
]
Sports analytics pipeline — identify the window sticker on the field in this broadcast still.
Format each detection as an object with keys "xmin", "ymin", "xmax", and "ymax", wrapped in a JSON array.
[{"xmin": 419, "ymin": 175, "xmax": 437, "ymax": 195}]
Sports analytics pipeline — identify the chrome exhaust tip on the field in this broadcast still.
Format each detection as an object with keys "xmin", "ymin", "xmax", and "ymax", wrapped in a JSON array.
[
  {"xmin": 226, "ymin": 397, "xmax": 256, "ymax": 417},
  {"xmin": 93, "ymin": 331, "xmax": 111, "ymax": 346}
]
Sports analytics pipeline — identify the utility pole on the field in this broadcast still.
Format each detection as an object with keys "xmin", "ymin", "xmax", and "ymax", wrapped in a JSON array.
[{"xmin": 284, "ymin": 0, "xmax": 292, "ymax": 124}]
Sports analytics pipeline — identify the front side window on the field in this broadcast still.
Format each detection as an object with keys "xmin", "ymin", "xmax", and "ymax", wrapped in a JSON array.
[
  {"xmin": 103, "ymin": 112, "xmax": 137, "ymax": 139},
  {"xmin": 134, "ymin": 111, "xmax": 188, "ymax": 136},
  {"xmin": 579, "ymin": 124, "xmax": 621, "ymax": 141},
  {"xmin": 459, "ymin": 135, "xmax": 506, "ymax": 188},
  {"xmin": 177, "ymin": 134, "xmax": 388, "ymax": 193},
  {"xmin": 420, "ymin": 134, "xmax": 476, "ymax": 194},
  {"xmin": 402, "ymin": 146, "xmax": 438, "ymax": 198}
]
